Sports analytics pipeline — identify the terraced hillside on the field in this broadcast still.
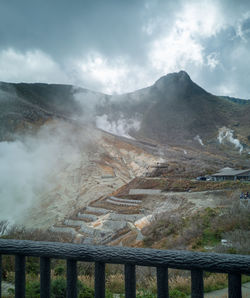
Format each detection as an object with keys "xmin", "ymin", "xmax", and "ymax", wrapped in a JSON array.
[
  {"xmin": 48, "ymin": 176, "xmax": 245, "ymax": 246},
  {"xmin": 1, "ymin": 71, "xmax": 250, "ymax": 246},
  {"xmin": 14, "ymin": 121, "xmax": 160, "ymax": 230}
]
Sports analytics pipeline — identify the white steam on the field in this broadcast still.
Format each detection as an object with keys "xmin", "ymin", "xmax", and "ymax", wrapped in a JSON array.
[
  {"xmin": 0, "ymin": 121, "xmax": 91, "ymax": 224},
  {"xmin": 217, "ymin": 127, "xmax": 243, "ymax": 153},
  {"xmin": 96, "ymin": 114, "xmax": 140, "ymax": 139},
  {"xmin": 73, "ymin": 89, "xmax": 105, "ymax": 121},
  {"xmin": 194, "ymin": 135, "xmax": 204, "ymax": 146},
  {"xmin": 0, "ymin": 140, "xmax": 54, "ymax": 223}
]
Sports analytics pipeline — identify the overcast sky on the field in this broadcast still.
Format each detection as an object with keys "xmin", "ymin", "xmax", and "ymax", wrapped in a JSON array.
[{"xmin": 0, "ymin": 0, "xmax": 250, "ymax": 98}]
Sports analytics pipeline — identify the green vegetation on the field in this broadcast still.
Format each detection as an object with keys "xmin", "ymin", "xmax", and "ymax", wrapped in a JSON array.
[
  {"xmin": 142, "ymin": 193, "xmax": 250, "ymax": 254},
  {"xmin": 24, "ymin": 278, "xmax": 95, "ymax": 298},
  {"xmin": 1, "ymin": 193, "xmax": 249, "ymax": 297},
  {"xmin": 2, "ymin": 257, "xmax": 250, "ymax": 297},
  {"xmin": 142, "ymin": 207, "xmax": 221, "ymax": 249},
  {"xmin": 54, "ymin": 264, "xmax": 66, "ymax": 277}
]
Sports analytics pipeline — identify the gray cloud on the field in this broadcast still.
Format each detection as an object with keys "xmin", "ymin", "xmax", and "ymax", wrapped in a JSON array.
[{"xmin": 0, "ymin": 0, "xmax": 250, "ymax": 98}]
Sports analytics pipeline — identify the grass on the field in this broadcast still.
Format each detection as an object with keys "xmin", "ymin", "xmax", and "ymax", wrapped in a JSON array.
[
  {"xmin": 3, "ymin": 269, "xmax": 250, "ymax": 297},
  {"xmin": 2, "ymin": 252, "xmax": 250, "ymax": 297}
]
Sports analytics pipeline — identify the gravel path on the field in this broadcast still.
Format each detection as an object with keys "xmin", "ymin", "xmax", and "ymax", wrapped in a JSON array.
[
  {"xmin": 204, "ymin": 282, "xmax": 250, "ymax": 297},
  {"xmin": 1, "ymin": 281, "xmax": 14, "ymax": 296}
]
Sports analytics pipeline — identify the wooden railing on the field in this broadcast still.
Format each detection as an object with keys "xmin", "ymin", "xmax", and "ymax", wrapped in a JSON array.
[{"xmin": 0, "ymin": 239, "xmax": 250, "ymax": 297}]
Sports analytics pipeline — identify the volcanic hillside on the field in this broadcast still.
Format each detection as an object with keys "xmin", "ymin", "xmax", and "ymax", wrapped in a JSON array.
[
  {"xmin": 97, "ymin": 71, "xmax": 250, "ymax": 149},
  {"xmin": 0, "ymin": 81, "xmax": 106, "ymax": 140},
  {"xmin": 1, "ymin": 71, "xmax": 250, "ymax": 152},
  {"xmin": 1, "ymin": 72, "xmax": 250, "ymax": 246}
]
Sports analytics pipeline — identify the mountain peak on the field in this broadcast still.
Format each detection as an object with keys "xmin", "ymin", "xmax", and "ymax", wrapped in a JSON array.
[
  {"xmin": 168, "ymin": 70, "xmax": 190, "ymax": 79},
  {"xmin": 154, "ymin": 70, "xmax": 191, "ymax": 88},
  {"xmin": 153, "ymin": 70, "xmax": 207, "ymax": 98},
  {"xmin": 176, "ymin": 70, "xmax": 191, "ymax": 79}
]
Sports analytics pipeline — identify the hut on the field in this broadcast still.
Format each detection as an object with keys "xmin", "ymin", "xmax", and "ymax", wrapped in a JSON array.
[{"xmin": 211, "ymin": 167, "xmax": 250, "ymax": 181}]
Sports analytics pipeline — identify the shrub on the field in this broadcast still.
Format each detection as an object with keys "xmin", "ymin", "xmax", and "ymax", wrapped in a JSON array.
[
  {"xmin": 51, "ymin": 278, "xmax": 95, "ymax": 298},
  {"xmin": 169, "ymin": 289, "xmax": 187, "ymax": 298},
  {"xmin": 26, "ymin": 280, "xmax": 40, "ymax": 298},
  {"xmin": 54, "ymin": 264, "xmax": 66, "ymax": 277},
  {"xmin": 51, "ymin": 278, "xmax": 67, "ymax": 298},
  {"xmin": 26, "ymin": 257, "xmax": 40, "ymax": 276},
  {"xmin": 78, "ymin": 282, "xmax": 94, "ymax": 298},
  {"xmin": 137, "ymin": 289, "xmax": 156, "ymax": 297},
  {"xmin": 25, "ymin": 278, "xmax": 95, "ymax": 298}
]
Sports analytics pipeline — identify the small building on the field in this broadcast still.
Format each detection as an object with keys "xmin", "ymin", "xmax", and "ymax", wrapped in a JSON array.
[{"xmin": 211, "ymin": 167, "xmax": 250, "ymax": 181}]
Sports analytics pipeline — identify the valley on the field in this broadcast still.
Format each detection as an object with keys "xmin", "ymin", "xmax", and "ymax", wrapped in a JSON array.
[{"xmin": 0, "ymin": 71, "xmax": 249, "ymax": 252}]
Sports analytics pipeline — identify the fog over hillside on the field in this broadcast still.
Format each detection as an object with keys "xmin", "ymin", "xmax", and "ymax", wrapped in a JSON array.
[
  {"xmin": 0, "ymin": 70, "xmax": 250, "ymax": 230},
  {"xmin": 0, "ymin": 120, "xmax": 100, "ymax": 224},
  {"xmin": 1, "ymin": 4, "xmax": 250, "ymax": 289}
]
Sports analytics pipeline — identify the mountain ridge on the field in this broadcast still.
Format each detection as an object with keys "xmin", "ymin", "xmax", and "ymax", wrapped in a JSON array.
[
  {"xmin": 1, "ymin": 71, "xmax": 250, "ymax": 243},
  {"xmin": 1, "ymin": 71, "xmax": 250, "ymax": 152}
]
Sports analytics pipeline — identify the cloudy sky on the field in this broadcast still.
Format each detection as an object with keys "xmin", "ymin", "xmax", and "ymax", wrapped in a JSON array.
[{"xmin": 0, "ymin": 0, "xmax": 250, "ymax": 98}]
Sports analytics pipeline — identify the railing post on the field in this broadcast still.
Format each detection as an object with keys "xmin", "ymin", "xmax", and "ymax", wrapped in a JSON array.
[
  {"xmin": 125, "ymin": 264, "xmax": 136, "ymax": 298},
  {"xmin": 191, "ymin": 269, "xmax": 203, "ymax": 298},
  {"xmin": 67, "ymin": 259, "xmax": 77, "ymax": 298},
  {"xmin": 157, "ymin": 266, "xmax": 169, "ymax": 298},
  {"xmin": 95, "ymin": 262, "xmax": 105, "ymax": 298},
  {"xmin": 0, "ymin": 255, "xmax": 2, "ymax": 298},
  {"xmin": 15, "ymin": 255, "xmax": 25, "ymax": 298},
  {"xmin": 40, "ymin": 257, "xmax": 51, "ymax": 298},
  {"xmin": 228, "ymin": 273, "xmax": 242, "ymax": 298}
]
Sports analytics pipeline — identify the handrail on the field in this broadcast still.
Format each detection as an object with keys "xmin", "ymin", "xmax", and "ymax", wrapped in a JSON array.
[
  {"xmin": 0, "ymin": 239, "xmax": 250, "ymax": 298},
  {"xmin": 0, "ymin": 239, "xmax": 250, "ymax": 274}
]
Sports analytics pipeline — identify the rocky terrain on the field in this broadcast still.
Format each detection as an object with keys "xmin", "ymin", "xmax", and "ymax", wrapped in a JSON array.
[{"xmin": 0, "ymin": 71, "xmax": 249, "ymax": 247}]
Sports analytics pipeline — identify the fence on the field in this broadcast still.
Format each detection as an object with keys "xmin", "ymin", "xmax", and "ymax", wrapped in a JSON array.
[{"xmin": 0, "ymin": 239, "xmax": 250, "ymax": 298}]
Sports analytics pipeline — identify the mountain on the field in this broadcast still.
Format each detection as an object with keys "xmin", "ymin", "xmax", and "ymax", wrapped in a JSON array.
[
  {"xmin": 1, "ymin": 71, "xmax": 250, "ymax": 245},
  {"xmin": 0, "ymin": 82, "xmax": 76, "ymax": 140},
  {"xmin": 97, "ymin": 71, "xmax": 250, "ymax": 149},
  {"xmin": 0, "ymin": 82, "xmax": 107, "ymax": 140},
  {"xmin": 1, "ymin": 70, "xmax": 250, "ymax": 150},
  {"xmin": 219, "ymin": 95, "xmax": 250, "ymax": 105},
  {"xmin": 140, "ymin": 71, "xmax": 250, "ymax": 146}
]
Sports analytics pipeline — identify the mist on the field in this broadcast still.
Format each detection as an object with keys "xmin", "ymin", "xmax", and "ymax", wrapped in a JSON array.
[
  {"xmin": 96, "ymin": 114, "xmax": 140, "ymax": 139},
  {"xmin": 0, "ymin": 84, "xmax": 142, "ymax": 227},
  {"xmin": 217, "ymin": 127, "xmax": 243, "ymax": 153},
  {"xmin": 0, "ymin": 120, "xmax": 97, "ymax": 225},
  {"xmin": 73, "ymin": 89, "xmax": 106, "ymax": 121},
  {"xmin": 194, "ymin": 135, "xmax": 204, "ymax": 146},
  {"xmin": 73, "ymin": 89, "xmax": 142, "ymax": 139}
]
